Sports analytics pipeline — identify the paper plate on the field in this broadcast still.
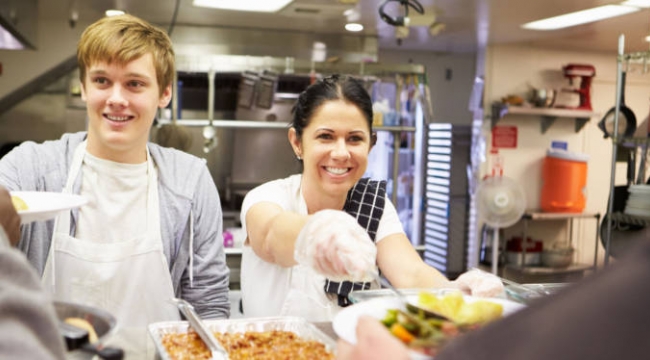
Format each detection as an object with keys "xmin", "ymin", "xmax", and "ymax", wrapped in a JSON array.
[{"xmin": 11, "ymin": 191, "xmax": 88, "ymax": 224}]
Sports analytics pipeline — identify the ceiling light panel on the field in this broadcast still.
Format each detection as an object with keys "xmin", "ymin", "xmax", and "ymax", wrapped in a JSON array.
[
  {"xmin": 522, "ymin": 5, "xmax": 640, "ymax": 30},
  {"xmin": 193, "ymin": 0, "xmax": 294, "ymax": 12},
  {"xmin": 621, "ymin": 0, "xmax": 650, "ymax": 8}
]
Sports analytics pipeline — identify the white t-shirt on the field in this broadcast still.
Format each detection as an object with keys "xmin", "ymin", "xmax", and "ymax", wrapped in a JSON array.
[
  {"xmin": 240, "ymin": 174, "xmax": 404, "ymax": 318},
  {"xmin": 76, "ymin": 152, "xmax": 148, "ymax": 243}
]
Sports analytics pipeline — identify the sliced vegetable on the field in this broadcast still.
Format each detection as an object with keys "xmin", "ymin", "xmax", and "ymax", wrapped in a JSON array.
[{"xmin": 390, "ymin": 323, "xmax": 416, "ymax": 344}]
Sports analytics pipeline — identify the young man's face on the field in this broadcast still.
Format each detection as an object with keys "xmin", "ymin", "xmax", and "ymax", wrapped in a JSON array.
[{"xmin": 81, "ymin": 53, "xmax": 171, "ymax": 163}]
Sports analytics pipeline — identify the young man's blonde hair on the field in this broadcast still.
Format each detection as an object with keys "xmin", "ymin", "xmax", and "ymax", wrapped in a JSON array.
[{"xmin": 77, "ymin": 14, "xmax": 175, "ymax": 96}]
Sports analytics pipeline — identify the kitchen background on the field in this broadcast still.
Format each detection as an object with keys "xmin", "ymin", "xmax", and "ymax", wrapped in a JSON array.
[{"xmin": 2, "ymin": 0, "xmax": 650, "ymax": 288}]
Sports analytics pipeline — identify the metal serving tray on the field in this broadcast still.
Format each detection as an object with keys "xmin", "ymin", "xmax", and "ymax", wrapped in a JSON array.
[{"xmin": 148, "ymin": 316, "xmax": 337, "ymax": 359}]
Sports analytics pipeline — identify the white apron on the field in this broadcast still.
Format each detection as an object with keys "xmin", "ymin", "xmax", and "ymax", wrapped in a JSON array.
[{"xmin": 42, "ymin": 141, "xmax": 180, "ymax": 359}]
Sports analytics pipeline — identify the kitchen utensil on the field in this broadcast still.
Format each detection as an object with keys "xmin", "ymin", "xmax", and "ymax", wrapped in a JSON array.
[
  {"xmin": 371, "ymin": 272, "xmax": 451, "ymax": 321},
  {"xmin": 598, "ymin": 71, "xmax": 637, "ymax": 140},
  {"xmin": 255, "ymin": 70, "xmax": 278, "ymax": 109},
  {"xmin": 156, "ymin": 74, "xmax": 192, "ymax": 151},
  {"xmin": 171, "ymin": 298, "xmax": 229, "ymax": 360}
]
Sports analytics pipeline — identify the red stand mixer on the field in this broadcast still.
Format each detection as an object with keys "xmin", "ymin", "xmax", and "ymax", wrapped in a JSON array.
[{"xmin": 562, "ymin": 64, "xmax": 596, "ymax": 110}]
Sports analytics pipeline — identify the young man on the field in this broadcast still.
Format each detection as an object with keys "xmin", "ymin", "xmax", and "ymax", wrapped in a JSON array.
[{"xmin": 0, "ymin": 14, "xmax": 229, "ymax": 356}]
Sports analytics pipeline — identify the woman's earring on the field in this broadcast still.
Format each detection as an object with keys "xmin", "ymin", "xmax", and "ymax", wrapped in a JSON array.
[{"xmin": 296, "ymin": 154, "xmax": 302, "ymax": 160}]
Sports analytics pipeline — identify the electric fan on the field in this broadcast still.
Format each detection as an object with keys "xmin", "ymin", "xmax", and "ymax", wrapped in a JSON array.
[{"xmin": 476, "ymin": 175, "xmax": 527, "ymax": 274}]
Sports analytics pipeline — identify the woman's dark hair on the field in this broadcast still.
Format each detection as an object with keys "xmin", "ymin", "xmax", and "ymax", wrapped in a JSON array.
[{"xmin": 291, "ymin": 74, "xmax": 373, "ymax": 140}]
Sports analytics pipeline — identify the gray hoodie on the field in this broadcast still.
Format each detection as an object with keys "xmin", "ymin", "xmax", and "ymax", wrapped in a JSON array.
[{"xmin": 0, "ymin": 132, "xmax": 230, "ymax": 319}]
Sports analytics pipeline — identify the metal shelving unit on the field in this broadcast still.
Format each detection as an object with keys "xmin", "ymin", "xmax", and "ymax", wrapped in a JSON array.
[{"xmin": 604, "ymin": 35, "xmax": 650, "ymax": 265}]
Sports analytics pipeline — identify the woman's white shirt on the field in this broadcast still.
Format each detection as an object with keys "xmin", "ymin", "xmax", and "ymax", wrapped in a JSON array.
[{"xmin": 240, "ymin": 174, "xmax": 404, "ymax": 318}]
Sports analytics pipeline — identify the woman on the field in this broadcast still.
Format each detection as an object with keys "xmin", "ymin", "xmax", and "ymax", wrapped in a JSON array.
[{"xmin": 240, "ymin": 75, "xmax": 498, "ymax": 321}]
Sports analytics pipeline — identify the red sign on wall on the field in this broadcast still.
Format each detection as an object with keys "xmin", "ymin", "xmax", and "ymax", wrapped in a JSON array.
[{"xmin": 492, "ymin": 126, "xmax": 518, "ymax": 149}]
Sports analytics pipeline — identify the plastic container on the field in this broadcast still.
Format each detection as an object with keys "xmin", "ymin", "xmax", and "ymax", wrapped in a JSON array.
[
  {"xmin": 541, "ymin": 149, "xmax": 589, "ymax": 213},
  {"xmin": 506, "ymin": 236, "xmax": 543, "ymax": 266}
]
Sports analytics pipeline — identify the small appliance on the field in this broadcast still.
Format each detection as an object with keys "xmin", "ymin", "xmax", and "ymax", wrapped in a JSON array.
[{"xmin": 561, "ymin": 64, "xmax": 596, "ymax": 110}]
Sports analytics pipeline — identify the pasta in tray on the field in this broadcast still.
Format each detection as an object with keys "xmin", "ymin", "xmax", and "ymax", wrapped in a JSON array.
[{"xmin": 161, "ymin": 330, "xmax": 335, "ymax": 360}]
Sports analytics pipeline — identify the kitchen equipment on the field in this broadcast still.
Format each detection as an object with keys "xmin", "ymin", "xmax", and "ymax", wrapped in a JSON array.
[
  {"xmin": 255, "ymin": 70, "xmax": 278, "ymax": 109},
  {"xmin": 171, "ymin": 298, "xmax": 229, "ymax": 360},
  {"xmin": 541, "ymin": 243, "xmax": 575, "ymax": 268},
  {"xmin": 562, "ymin": 64, "xmax": 596, "ymax": 110},
  {"xmin": 53, "ymin": 301, "xmax": 122, "ymax": 360},
  {"xmin": 476, "ymin": 175, "xmax": 527, "ymax": 274},
  {"xmin": 540, "ymin": 148, "xmax": 589, "ymax": 213},
  {"xmin": 600, "ymin": 185, "xmax": 648, "ymax": 259},
  {"xmin": 528, "ymin": 88, "xmax": 556, "ymax": 108},
  {"xmin": 598, "ymin": 71, "xmax": 637, "ymax": 140}
]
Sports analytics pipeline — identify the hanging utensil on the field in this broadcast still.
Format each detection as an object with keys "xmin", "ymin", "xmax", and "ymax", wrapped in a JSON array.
[
  {"xmin": 598, "ymin": 70, "xmax": 637, "ymax": 140},
  {"xmin": 156, "ymin": 73, "xmax": 192, "ymax": 151},
  {"xmin": 171, "ymin": 298, "xmax": 229, "ymax": 360},
  {"xmin": 203, "ymin": 69, "xmax": 218, "ymax": 153}
]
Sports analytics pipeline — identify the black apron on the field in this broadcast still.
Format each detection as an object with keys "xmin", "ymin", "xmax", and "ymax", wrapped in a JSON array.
[{"xmin": 324, "ymin": 178, "xmax": 387, "ymax": 307}]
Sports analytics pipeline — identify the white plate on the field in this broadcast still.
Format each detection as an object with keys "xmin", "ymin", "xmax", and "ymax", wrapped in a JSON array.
[
  {"xmin": 333, "ymin": 293, "xmax": 525, "ymax": 357},
  {"xmin": 11, "ymin": 191, "xmax": 88, "ymax": 224}
]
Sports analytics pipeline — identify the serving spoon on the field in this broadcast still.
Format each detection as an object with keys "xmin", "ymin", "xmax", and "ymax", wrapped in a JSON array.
[{"xmin": 371, "ymin": 272, "xmax": 452, "ymax": 322}]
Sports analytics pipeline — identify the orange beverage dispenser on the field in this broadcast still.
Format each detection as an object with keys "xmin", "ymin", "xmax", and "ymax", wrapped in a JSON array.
[{"xmin": 540, "ymin": 148, "xmax": 589, "ymax": 213}]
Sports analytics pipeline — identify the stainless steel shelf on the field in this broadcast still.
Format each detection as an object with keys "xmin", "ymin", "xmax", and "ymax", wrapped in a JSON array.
[
  {"xmin": 505, "ymin": 263, "xmax": 594, "ymax": 275},
  {"xmin": 524, "ymin": 211, "xmax": 601, "ymax": 221},
  {"xmin": 156, "ymin": 118, "xmax": 415, "ymax": 132},
  {"xmin": 490, "ymin": 103, "xmax": 599, "ymax": 134}
]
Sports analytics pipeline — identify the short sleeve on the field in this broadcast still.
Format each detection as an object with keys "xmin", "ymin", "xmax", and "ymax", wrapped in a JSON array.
[
  {"xmin": 375, "ymin": 198, "xmax": 406, "ymax": 242},
  {"xmin": 240, "ymin": 176, "xmax": 298, "ymax": 236}
]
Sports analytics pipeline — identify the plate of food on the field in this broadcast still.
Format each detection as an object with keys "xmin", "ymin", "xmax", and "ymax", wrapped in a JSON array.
[
  {"xmin": 11, "ymin": 191, "xmax": 88, "ymax": 224},
  {"xmin": 334, "ymin": 289, "xmax": 525, "ymax": 359}
]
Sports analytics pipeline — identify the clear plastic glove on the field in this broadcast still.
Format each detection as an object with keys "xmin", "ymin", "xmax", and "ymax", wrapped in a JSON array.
[
  {"xmin": 294, "ymin": 210, "xmax": 377, "ymax": 282},
  {"xmin": 451, "ymin": 269, "xmax": 505, "ymax": 298}
]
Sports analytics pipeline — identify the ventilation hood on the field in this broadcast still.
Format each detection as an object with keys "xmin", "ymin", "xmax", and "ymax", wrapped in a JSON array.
[{"xmin": 0, "ymin": 0, "xmax": 37, "ymax": 50}]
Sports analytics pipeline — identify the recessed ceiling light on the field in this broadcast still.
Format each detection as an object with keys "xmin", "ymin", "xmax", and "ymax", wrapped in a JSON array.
[
  {"xmin": 522, "ymin": 5, "xmax": 639, "ymax": 30},
  {"xmin": 345, "ymin": 23, "xmax": 364, "ymax": 32},
  {"xmin": 0, "ymin": 26, "xmax": 25, "ymax": 50},
  {"xmin": 105, "ymin": 9, "xmax": 126, "ymax": 17},
  {"xmin": 621, "ymin": 0, "xmax": 650, "ymax": 8},
  {"xmin": 193, "ymin": 0, "xmax": 294, "ymax": 12}
]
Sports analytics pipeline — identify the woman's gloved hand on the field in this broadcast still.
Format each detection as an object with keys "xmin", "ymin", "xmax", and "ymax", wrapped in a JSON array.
[
  {"xmin": 451, "ymin": 268, "xmax": 505, "ymax": 298},
  {"xmin": 294, "ymin": 210, "xmax": 377, "ymax": 282}
]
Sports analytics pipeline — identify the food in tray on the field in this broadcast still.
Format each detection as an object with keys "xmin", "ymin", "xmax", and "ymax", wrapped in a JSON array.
[
  {"xmin": 161, "ymin": 330, "xmax": 335, "ymax": 360},
  {"xmin": 64, "ymin": 317, "xmax": 98, "ymax": 343},
  {"xmin": 11, "ymin": 195, "xmax": 28, "ymax": 211},
  {"xmin": 381, "ymin": 291, "xmax": 504, "ymax": 357}
]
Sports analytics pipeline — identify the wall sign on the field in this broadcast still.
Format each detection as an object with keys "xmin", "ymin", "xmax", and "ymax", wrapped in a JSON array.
[{"xmin": 492, "ymin": 126, "xmax": 518, "ymax": 149}]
